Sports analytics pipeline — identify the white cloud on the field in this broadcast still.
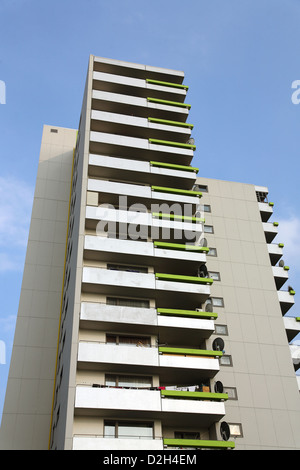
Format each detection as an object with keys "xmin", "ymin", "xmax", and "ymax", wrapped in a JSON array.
[
  {"xmin": 0, "ymin": 253, "xmax": 25, "ymax": 272},
  {"xmin": 0, "ymin": 176, "xmax": 33, "ymax": 245},
  {"xmin": 276, "ymin": 216, "xmax": 300, "ymax": 268},
  {"xmin": 0, "ymin": 314, "xmax": 17, "ymax": 334},
  {"xmin": 0, "ymin": 176, "xmax": 33, "ymax": 272}
]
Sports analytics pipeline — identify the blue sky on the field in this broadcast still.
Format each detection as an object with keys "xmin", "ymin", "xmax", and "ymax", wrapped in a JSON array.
[{"xmin": 0, "ymin": 0, "xmax": 300, "ymax": 421}]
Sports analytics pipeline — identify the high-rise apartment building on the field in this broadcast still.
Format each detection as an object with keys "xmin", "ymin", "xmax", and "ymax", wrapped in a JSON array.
[{"xmin": 1, "ymin": 56, "xmax": 300, "ymax": 450}]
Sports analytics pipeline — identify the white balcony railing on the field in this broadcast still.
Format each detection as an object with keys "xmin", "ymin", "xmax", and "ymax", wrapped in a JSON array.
[
  {"xmin": 91, "ymin": 110, "xmax": 191, "ymax": 141},
  {"xmin": 77, "ymin": 341, "xmax": 220, "ymax": 376},
  {"xmin": 80, "ymin": 302, "xmax": 215, "ymax": 338},
  {"xmin": 92, "ymin": 90, "xmax": 189, "ymax": 121},
  {"xmin": 84, "ymin": 235, "xmax": 206, "ymax": 265},
  {"xmin": 92, "ymin": 71, "xmax": 187, "ymax": 102},
  {"xmin": 74, "ymin": 385, "xmax": 226, "ymax": 419},
  {"xmin": 87, "ymin": 178, "xmax": 200, "ymax": 205},
  {"xmin": 85, "ymin": 206, "xmax": 204, "ymax": 239},
  {"xmin": 88, "ymin": 153, "xmax": 198, "ymax": 186},
  {"xmin": 73, "ymin": 435, "xmax": 164, "ymax": 451},
  {"xmin": 81, "ymin": 267, "xmax": 211, "ymax": 299}
]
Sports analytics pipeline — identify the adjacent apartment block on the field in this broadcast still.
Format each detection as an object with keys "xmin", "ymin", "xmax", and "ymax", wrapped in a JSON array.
[{"xmin": 0, "ymin": 56, "xmax": 300, "ymax": 450}]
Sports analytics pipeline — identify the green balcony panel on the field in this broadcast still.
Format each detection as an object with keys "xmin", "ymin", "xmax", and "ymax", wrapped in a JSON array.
[
  {"xmin": 146, "ymin": 78, "xmax": 189, "ymax": 90},
  {"xmin": 160, "ymin": 390, "xmax": 228, "ymax": 401},
  {"xmin": 148, "ymin": 117, "xmax": 194, "ymax": 129},
  {"xmin": 154, "ymin": 241, "xmax": 209, "ymax": 252},
  {"xmin": 289, "ymin": 290, "xmax": 296, "ymax": 295},
  {"xmin": 278, "ymin": 243, "xmax": 284, "ymax": 248},
  {"xmin": 159, "ymin": 347, "xmax": 222, "ymax": 357},
  {"xmin": 147, "ymin": 97, "xmax": 191, "ymax": 109},
  {"xmin": 284, "ymin": 266, "xmax": 290, "ymax": 271},
  {"xmin": 273, "ymin": 222, "xmax": 279, "ymax": 227},
  {"xmin": 150, "ymin": 160, "xmax": 198, "ymax": 172},
  {"xmin": 269, "ymin": 202, "xmax": 274, "ymax": 207},
  {"xmin": 155, "ymin": 273, "xmax": 213, "ymax": 284},
  {"xmin": 152, "ymin": 212, "xmax": 204, "ymax": 223},
  {"xmin": 296, "ymin": 317, "xmax": 300, "ymax": 322},
  {"xmin": 163, "ymin": 439, "xmax": 235, "ymax": 449},
  {"xmin": 157, "ymin": 308, "xmax": 218, "ymax": 319},
  {"xmin": 151, "ymin": 185, "xmax": 201, "ymax": 196},
  {"xmin": 149, "ymin": 138, "xmax": 196, "ymax": 150}
]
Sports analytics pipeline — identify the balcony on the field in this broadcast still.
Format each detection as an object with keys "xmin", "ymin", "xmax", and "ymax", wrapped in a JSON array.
[
  {"xmin": 258, "ymin": 201, "xmax": 273, "ymax": 222},
  {"xmin": 87, "ymin": 178, "xmax": 201, "ymax": 209},
  {"xmin": 77, "ymin": 342, "xmax": 220, "ymax": 381},
  {"xmin": 272, "ymin": 266, "xmax": 289, "ymax": 289},
  {"xmin": 83, "ymin": 236, "xmax": 207, "ymax": 273},
  {"xmin": 278, "ymin": 289, "xmax": 295, "ymax": 315},
  {"xmin": 81, "ymin": 266, "xmax": 211, "ymax": 305},
  {"xmin": 90, "ymin": 110, "xmax": 193, "ymax": 143},
  {"xmin": 89, "ymin": 131, "xmax": 194, "ymax": 166},
  {"xmin": 91, "ymin": 90, "xmax": 190, "ymax": 123},
  {"xmin": 289, "ymin": 344, "xmax": 300, "ymax": 371},
  {"xmin": 80, "ymin": 302, "xmax": 215, "ymax": 343},
  {"xmin": 268, "ymin": 243, "xmax": 284, "ymax": 266},
  {"xmin": 88, "ymin": 154, "xmax": 198, "ymax": 190},
  {"xmin": 73, "ymin": 435, "xmax": 163, "ymax": 451},
  {"xmin": 93, "ymin": 56, "xmax": 185, "ymax": 86},
  {"xmin": 262, "ymin": 222, "xmax": 278, "ymax": 243},
  {"xmin": 92, "ymin": 71, "xmax": 188, "ymax": 102},
  {"xmin": 74, "ymin": 386, "xmax": 226, "ymax": 427},
  {"xmin": 85, "ymin": 206, "xmax": 204, "ymax": 244},
  {"xmin": 283, "ymin": 317, "xmax": 300, "ymax": 342}
]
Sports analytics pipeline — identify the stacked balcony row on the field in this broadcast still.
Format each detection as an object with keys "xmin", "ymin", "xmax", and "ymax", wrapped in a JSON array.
[
  {"xmin": 257, "ymin": 187, "xmax": 299, "ymax": 381},
  {"xmin": 257, "ymin": 188, "xmax": 296, "ymax": 315},
  {"xmin": 74, "ymin": 57, "xmax": 233, "ymax": 449}
]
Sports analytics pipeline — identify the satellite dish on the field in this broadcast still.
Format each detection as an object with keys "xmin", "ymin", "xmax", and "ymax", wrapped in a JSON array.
[
  {"xmin": 214, "ymin": 381, "xmax": 224, "ymax": 394},
  {"xmin": 220, "ymin": 422, "xmax": 231, "ymax": 441},
  {"xmin": 205, "ymin": 303, "xmax": 213, "ymax": 312},
  {"xmin": 212, "ymin": 337, "xmax": 225, "ymax": 351},
  {"xmin": 197, "ymin": 264, "xmax": 208, "ymax": 278},
  {"xmin": 278, "ymin": 260, "xmax": 285, "ymax": 267},
  {"xmin": 186, "ymin": 138, "xmax": 195, "ymax": 145},
  {"xmin": 199, "ymin": 238, "xmax": 207, "ymax": 247}
]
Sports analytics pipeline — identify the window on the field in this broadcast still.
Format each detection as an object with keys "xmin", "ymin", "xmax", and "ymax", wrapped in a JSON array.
[
  {"xmin": 211, "ymin": 297, "xmax": 224, "ymax": 307},
  {"xmin": 107, "ymin": 263, "xmax": 148, "ymax": 273},
  {"xmin": 229, "ymin": 423, "xmax": 243, "ymax": 438},
  {"xmin": 193, "ymin": 184, "xmax": 208, "ymax": 193},
  {"xmin": 220, "ymin": 355, "xmax": 233, "ymax": 366},
  {"xmin": 203, "ymin": 204, "xmax": 211, "ymax": 212},
  {"xmin": 204, "ymin": 225, "xmax": 214, "ymax": 233},
  {"xmin": 106, "ymin": 334, "xmax": 151, "ymax": 347},
  {"xmin": 105, "ymin": 374, "xmax": 152, "ymax": 388},
  {"xmin": 256, "ymin": 191, "xmax": 268, "ymax": 203},
  {"xmin": 223, "ymin": 387, "xmax": 238, "ymax": 400},
  {"xmin": 215, "ymin": 324, "xmax": 228, "ymax": 335},
  {"xmin": 107, "ymin": 297, "xmax": 150, "ymax": 308},
  {"xmin": 104, "ymin": 421, "xmax": 154, "ymax": 439},
  {"xmin": 50, "ymin": 128, "xmax": 58, "ymax": 133},
  {"xmin": 207, "ymin": 247, "xmax": 217, "ymax": 257},
  {"xmin": 209, "ymin": 271, "xmax": 221, "ymax": 281}
]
